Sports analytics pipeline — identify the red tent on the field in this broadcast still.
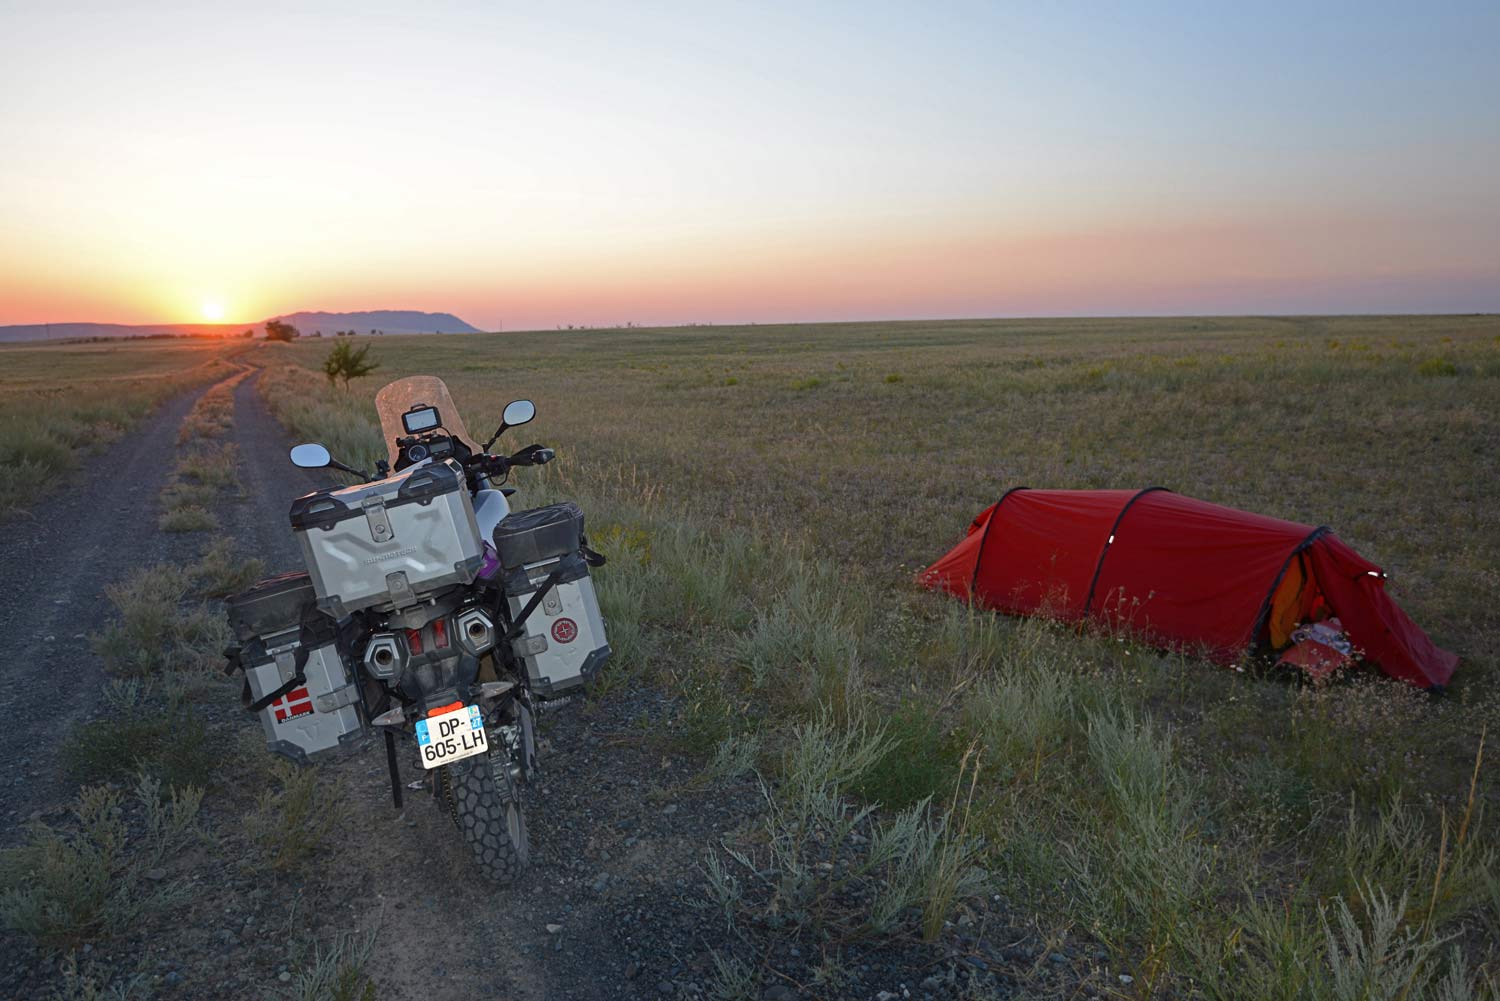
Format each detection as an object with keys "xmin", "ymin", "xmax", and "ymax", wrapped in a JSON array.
[{"xmin": 919, "ymin": 488, "xmax": 1458, "ymax": 689}]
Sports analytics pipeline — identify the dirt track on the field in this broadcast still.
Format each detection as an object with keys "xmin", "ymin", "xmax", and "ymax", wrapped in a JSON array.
[
  {"xmin": 3, "ymin": 361, "xmax": 1038, "ymax": 1000},
  {"xmin": 0, "ymin": 385, "xmax": 214, "ymax": 827},
  {"xmin": 0, "ymin": 365, "xmax": 770, "ymax": 1000}
]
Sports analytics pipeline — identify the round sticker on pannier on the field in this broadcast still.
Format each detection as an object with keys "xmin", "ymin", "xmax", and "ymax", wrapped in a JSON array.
[{"xmin": 551, "ymin": 617, "xmax": 578, "ymax": 644}]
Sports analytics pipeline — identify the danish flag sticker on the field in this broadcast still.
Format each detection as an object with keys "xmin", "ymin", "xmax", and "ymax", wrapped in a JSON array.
[{"xmin": 272, "ymin": 687, "xmax": 314, "ymax": 722}]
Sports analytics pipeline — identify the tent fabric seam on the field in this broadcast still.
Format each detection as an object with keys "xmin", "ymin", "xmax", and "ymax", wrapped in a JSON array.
[
  {"xmin": 1080, "ymin": 485, "xmax": 1171, "ymax": 618},
  {"xmin": 967, "ymin": 485, "xmax": 1028, "ymax": 599}
]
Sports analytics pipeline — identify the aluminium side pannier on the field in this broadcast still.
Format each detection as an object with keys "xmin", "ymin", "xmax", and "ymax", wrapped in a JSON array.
[
  {"xmin": 225, "ymin": 572, "xmax": 368, "ymax": 764},
  {"xmin": 494, "ymin": 502, "xmax": 610, "ymax": 697},
  {"xmin": 289, "ymin": 459, "xmax": 484, "ymax": 617}
]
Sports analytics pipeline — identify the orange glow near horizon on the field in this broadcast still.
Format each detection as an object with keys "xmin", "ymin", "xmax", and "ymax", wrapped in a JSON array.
[{"xmin": 1, "ymin": 206, "xmax": 1496, "ymax": 331}]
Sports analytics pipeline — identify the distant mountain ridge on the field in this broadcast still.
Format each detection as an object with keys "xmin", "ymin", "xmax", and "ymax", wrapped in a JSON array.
[
  {"xmin": 0, "ymin": 309, "xmax": 482, "ymax": 342},
  {"xmin": 273, "ymin": 310, "xmax": 481, "ymax": 335}
]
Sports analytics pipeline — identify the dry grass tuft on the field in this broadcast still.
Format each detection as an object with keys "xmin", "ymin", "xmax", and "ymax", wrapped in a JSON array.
[
  {"xmin": 244, "ymin": 759, "xmax": 351, "ymax": 875},
  {"xmin": 91, "ymin": 564, "xmax": 229, "ymax": 676}
]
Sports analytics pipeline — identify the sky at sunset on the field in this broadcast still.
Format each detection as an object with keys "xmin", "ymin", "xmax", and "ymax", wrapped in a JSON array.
[{"xmin": 1, "ymin": 1, "xmax": 1496, "ymax": 330}]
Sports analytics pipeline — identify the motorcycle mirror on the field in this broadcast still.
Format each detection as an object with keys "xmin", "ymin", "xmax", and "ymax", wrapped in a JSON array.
[
  {"xmin": 502, "ymin": 399, "xmax": 536, "ymax": 428},
  {"xmin": 290, "ymin": 443, "xmax": 332, "ymax": 468},
  {"xmin": 485, "ymin": 399, "xmax": 537, "ymax": 450}
]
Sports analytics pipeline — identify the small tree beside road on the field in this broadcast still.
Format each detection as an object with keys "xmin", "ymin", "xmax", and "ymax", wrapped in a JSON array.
[{"xmin": 322, "ymin": 341, "xmax": 379, "ymax": 390}]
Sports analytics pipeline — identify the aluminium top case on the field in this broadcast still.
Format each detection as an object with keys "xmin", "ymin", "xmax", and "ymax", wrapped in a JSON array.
[{"xmin": 289, "ymin": 459, "xmax": 484, "ymax": 617}]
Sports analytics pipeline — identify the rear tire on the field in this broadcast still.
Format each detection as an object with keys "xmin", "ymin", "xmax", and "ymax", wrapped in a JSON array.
[{"xmin": 442, "ymin": 752, "xmax": 529, "ymax": 885}]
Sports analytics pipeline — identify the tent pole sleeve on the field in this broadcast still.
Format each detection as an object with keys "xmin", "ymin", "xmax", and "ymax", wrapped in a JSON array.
[
  {"xmin": 967, "ymin": 486, "xmax": 1028, "ymax": 602},
  {"xmin": 1080, "ymin": 486, "xmax": 1170, "ymax": 619},
  {"xmin": 1245, "ymin": 525, "xmax": 1330, "ymax": 654}
]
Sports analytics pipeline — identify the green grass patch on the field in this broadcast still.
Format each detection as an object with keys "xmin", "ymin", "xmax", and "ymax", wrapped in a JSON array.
[
  {"xmin": 60, "ymin": 680, "xmax": 217, "ymax": 790},
  {"xmin": 851, "ymin": 702, "xmax": 965, "ymax": 810},
  {"xmin": 0, "ymin": 776, "xmax": 203, "ymax": 950},
  {"xmin": 1417, "ymin": 356, "xmax": 1459, "ymax": 377}
]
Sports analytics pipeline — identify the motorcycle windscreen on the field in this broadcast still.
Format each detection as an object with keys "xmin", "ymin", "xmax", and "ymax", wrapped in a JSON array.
[{"xmin": 374, "ymin": 376, "xmax": 481, "ymax": 467}]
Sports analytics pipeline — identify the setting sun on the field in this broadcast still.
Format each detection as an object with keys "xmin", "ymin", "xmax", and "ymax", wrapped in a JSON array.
[{"xmin": 201, "ymin": 301, "xmax": 225, "ymax": 322}]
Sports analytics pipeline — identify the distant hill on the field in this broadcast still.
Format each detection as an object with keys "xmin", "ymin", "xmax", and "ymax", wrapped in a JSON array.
[
  {"xmin": 274, "ymin": 310, "xmax": 481, "ymax": 335},
  {"xmin": 0, "ymin": 309, "xmax": 482, "ymax": 343}
]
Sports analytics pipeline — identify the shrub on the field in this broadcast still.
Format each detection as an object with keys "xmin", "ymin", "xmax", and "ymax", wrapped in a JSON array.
[
  {"xmin": 159, "ymin": 480, "xmax": 218, "ymax": 511},
  {"xmin": 245, "ymin": 759, "xmax": 350, "ymax": 874},
  {"xmin": 0, "ymin": 458, "xmax": 66, "ymax": 515},
  {"xmin": 1061, "ymin": 705, "xmax": 1215, "ymax": 991},
  {"xmin": 158, "ymin": 505, "xmax": 217, "ymax": 533},
  {"xmin": 704, "ymin": 715, "xmax": 985, "ymax": 947},
  {"xmin": 702, "ymin": 732, "xmax": 763, "ymax": 783},
  {"xmin": 962, "ymin": 659, "xmax": 1077, "ymax": 783},
  {"xmin": 852, "ymin": 703, "xmax": 965, "ymax": 810},
  {"xmin": 176, "ymin": 378, "xmax": 239, "ymax": 443},
  {"xmin": 1336, "ymin": 793, "xmax": 1495, "ymax": 930},
  {"xmin": 48, "ymin": 951, "xmax": 150, "ymax": 1001},
  {"xmin": 91, "ymin": 565, "xmax": 228, "ymax": 676},
  {"xmin": 192, "ymin": 537, "xmax": 266, "ymax": 597},
  {"xmin": 61, "ymin": 680, "xmax": 217, "ymax": 789},
  {"xmin": 1319, "ymin": 887, "xmax": 1490, "ymax": 1000},
  {"xmin": 288, "ymin": 928, "xmax": 378, "ymax": 1001},
  {"xmin": 1417, "ymin": 357, "xmax": 1458, "ymax": 377},
  {"xmin": 0, "ymin": 776, "xmax": 202, "ymax": 949},
  {"xmin": 258, "ymin": 365, "xmax": 384, "ymax": 473}
]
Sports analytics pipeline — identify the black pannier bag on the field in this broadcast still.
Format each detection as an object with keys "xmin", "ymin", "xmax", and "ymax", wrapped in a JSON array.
[{"xmin": 492, "ymin": 502, "xmax": 610, "ymax": 697}]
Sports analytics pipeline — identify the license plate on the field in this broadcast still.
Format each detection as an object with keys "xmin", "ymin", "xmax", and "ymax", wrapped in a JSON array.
[{"xmin": 415, "ymin": 704, "xmax": 488, "ymax": 769}]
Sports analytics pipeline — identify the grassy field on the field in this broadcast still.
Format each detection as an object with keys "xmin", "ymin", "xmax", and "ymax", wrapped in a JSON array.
[
  {"xmin": 267, "ymin": 315, "xmax": 1497, "ymax": 681},
  {"xmin": 258, "ymin": 315, "xmax": 1499, "ymax": 996},
  {"xmin": 0, "ymin": 338, "xmax": 245, "ymax": 516},
  {"xmin": 8, "ymin": 316, "xmax": 1495, "ymax": 997}
]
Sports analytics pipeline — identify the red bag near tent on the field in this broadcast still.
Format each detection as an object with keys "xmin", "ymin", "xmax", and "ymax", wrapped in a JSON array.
[
  {"xmin": 919, "ymin": 488, "xmax": 1457, "ymax": 689},
  {"xmin": 1276, "ymin": 617, "xmax": 1353, "ymax": 680}
]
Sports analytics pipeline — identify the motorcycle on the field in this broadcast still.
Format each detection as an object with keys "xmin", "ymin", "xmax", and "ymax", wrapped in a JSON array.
[{"xmin": 224, "ymin": 375, "xmax": 609, "ymax": 883}]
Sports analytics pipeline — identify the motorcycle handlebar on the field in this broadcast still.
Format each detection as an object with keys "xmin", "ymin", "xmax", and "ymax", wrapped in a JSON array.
[{"xmin": 470, "ymin": 445, "xmax": 553, "ymax": 478}]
